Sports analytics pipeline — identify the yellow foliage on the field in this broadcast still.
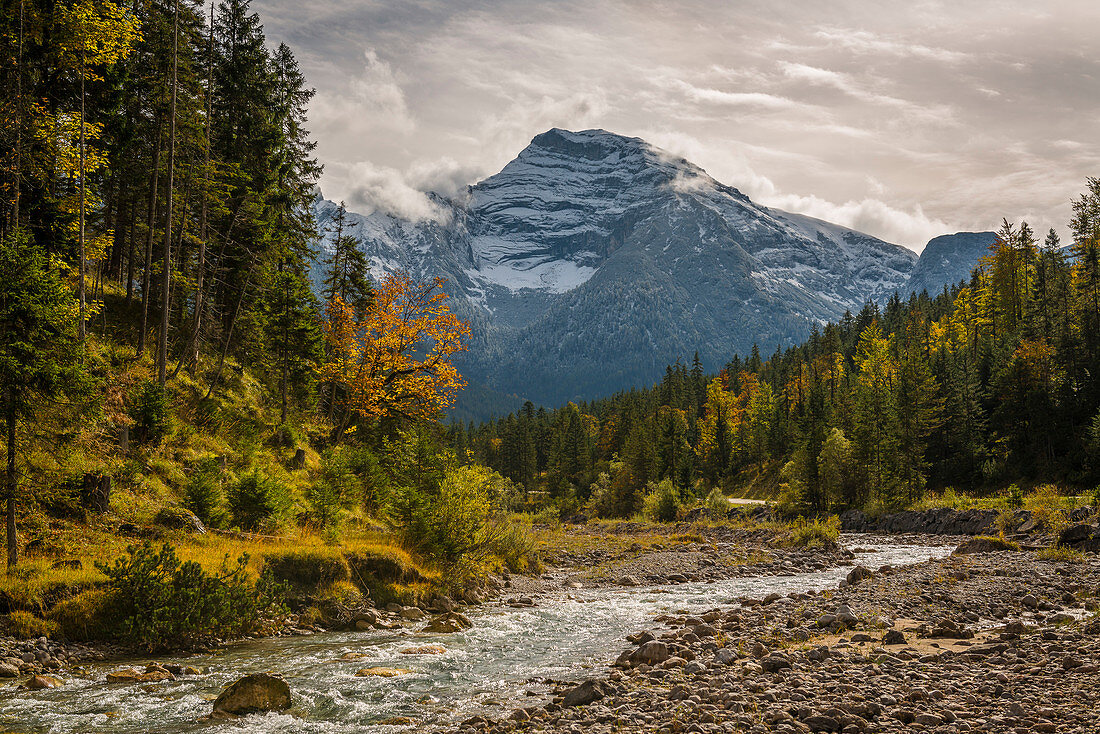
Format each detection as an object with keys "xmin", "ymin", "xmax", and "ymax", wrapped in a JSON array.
[{"xmin": 319, "ymin": 273, "xmax": 471, "ymax": 422}]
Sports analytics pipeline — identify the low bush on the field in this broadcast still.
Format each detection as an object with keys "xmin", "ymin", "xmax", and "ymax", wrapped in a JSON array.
[
  {"xmin": 1038, "ymin": 545, "xmax": 1086, "ymax": 563},
  {"xmin": 130, "ymin": 380, "xmax": 171, "ymax": 446},
  {"xmin": 184, "ymin": 459, "xmax": 227, "ymax": 528},
  {"xmin": 262, "ymin": 548, "xmax": 350, "ymax": 592},
  {"xmin": 704, "ymin": 487, "xmax": 729, "ymax": 518},
  {"xmin": 486, "ymin": 521, "xmax": 542, "ymax": 574},
  {"xmin": 8, "ymin": 610, "xmax": 59, "ymax": 639},
  {"xmin": 973, "ymin": 534, "xmax": 1022, "ymax": 551},
  {"xmin": 346, "ymin": 548, "xmax": 425, "ymax": 586},
  {"xmin": 1025, "ymin": 484, "xmax": 1071, "ymax": 534},
  {"xmin": 227, "ymin": 470, "xmax": 292, "ymax": 531},
  {"xmin": 97, "ymin": 542, "xmax": 285, "ymax": 651},
  {"xmin": 48, "ymin": 589, "xmax": 118, "ymax": 641},
  {"xmin": 642, "ymin": 480, "xmax": 681, "ymax": 523},
  {"xmin": 786, "ymin": 515, "xmax": 841, "ymax": 549}
]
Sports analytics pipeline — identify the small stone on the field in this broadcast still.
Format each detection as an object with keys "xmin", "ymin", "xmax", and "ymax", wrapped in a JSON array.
[
  {"xmin": 399, "ymin": 645, "xmax": 446, "ymax": 655},
  {"xmin": 356, "ymin": 667, "xmax": 407, "ymax": 677}
]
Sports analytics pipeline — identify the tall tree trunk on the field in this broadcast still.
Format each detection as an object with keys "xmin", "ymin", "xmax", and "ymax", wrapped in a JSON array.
[
  {"xmin": 78, "ymin": 52, "xmax": 87, "ymax": 348},
  {"xmin": 280, "ymin": 258, "xmax": 289, "ymax": 425},
  {"xmin": 205, "ymin": 269, "xmax": 250, "ymax": 399},
  {"xmin": 5, "ymin": 395, "xmax": 16, "ymax": 570},
  {"xmin": 125, "ymin": 192, "xmax": 137, "ymax": 307},
  {"xmin": 138, "ymin": 123, "xmax": 162, "ymax": 356},
  {"xmin": 158, "ymin": 0, "xmax": 180, "ymax": 386},
  {"xmin": 10, "ymin": 0, "xmax": 24, "ymax": 233},
  {"xmin": 189, "ymin": 5, "xmax": 214, "ymax": 366}
]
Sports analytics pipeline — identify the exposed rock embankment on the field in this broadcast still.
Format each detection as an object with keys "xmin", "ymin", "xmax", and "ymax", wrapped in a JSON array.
[{"xmin": 458, "ymin": 547, "xmax": 1100, "ymax": 734}]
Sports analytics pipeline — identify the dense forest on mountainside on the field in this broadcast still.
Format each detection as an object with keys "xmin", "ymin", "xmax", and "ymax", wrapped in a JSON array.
[
  {"xmin": 459, "ymin": 203, "xmax": 1100, "ymax": 517},
  {"xmin": 0, "ymin": 0, "xmax": 530, "ymax": 647}
]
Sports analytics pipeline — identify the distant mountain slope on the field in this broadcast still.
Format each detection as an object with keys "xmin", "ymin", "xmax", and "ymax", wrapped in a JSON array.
[
  {"xmin": 905, "ymin": 231, "xmax": 998, "ymax": 296},
  {"xmin": 314, "ymin": 128, "xmax": 938, "ymax": 416}
]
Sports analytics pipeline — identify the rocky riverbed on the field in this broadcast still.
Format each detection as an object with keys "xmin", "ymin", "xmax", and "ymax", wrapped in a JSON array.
[{"xmin": 458, "ymin": 549, "xmax": 1100, "ymax": 734}]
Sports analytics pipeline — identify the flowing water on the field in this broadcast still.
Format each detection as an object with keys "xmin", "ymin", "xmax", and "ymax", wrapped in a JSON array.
[{"xmin": 0, "ymin": 535, "xmax": 953, "ymax": 733}]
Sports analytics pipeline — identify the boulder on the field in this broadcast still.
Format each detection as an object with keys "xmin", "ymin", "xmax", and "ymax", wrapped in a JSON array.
[
  {"xmin": 1058, "ymin": 523, "xmax": 1098, "ymax": 547},
  {"xmin": 151, "ymin": 507, "xmax": 206, "ymax": 534},
  {"xmin": 212, "ymin": 673, "xmax": 292, "ymax": 716},
  {"xmin": 882, "ymin": 629, "xmax": 906, "ymax": 645},
  {"xmin": 761, "ymin": 654, "xmax": 792, "ymax": 672},
  {"xmin": 0, "ymin": 663, "xmax": 18, "ymax": 678},
  {"xmin": 615, "ymin": 575, "xmax": 640, "ymax": 587},
  {"xmin": 953, "ymin": 536, "xmax": 1019, "ymax": 554},
  {"xmin": 24, "ymin": 675, "xmax": 62, "ymax": 690},
  {"xmin": 629, "ymin": 641, "xmax": 670, "ymax": 666},
  {"xmin": 423, "ymin": 612, "xmax": 473, "ymax": 634},
  {"xmin": 835, "ymin": 605, "xmax": 859, "ymax": 626},
  {"xmin": 846, "ymin": 566, "xmax": 874, "ymax": 585},
  {"xmin": 562, "ymin": 679, "xmax": 611, "ymax": 707}
]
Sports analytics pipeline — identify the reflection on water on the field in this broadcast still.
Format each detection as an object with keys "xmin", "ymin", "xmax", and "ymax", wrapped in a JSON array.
[{"xmin": 0, "ymin": 535, "xmax": 952, "ymax": 733}]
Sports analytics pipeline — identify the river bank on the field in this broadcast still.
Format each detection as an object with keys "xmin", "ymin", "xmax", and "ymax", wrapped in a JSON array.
[
  {"xmin": 464, "ymin": 546, "xmax": 1100, "ymax": 734},
  {"xmin": 0, "ymin": 528, "xmax": 946, "ymax": 732}
]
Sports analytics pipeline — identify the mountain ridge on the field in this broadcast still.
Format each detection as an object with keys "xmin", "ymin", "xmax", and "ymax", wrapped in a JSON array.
[{"xmin": 313, "ymin": 128, "xmax": 986, "ymax": 418}]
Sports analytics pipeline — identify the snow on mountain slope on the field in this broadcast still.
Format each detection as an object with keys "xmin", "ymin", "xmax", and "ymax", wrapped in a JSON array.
[{"xmin": 312, "ymin": 128, "xmax": 942, "ymax": 414}]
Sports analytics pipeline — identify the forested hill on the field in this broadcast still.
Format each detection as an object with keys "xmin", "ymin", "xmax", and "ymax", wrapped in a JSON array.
[
  {"xmin": 457, "ymin": 206, "xmax": 1100, "ymax": 515},
  {"xmin": 1, "ymin": 0, "xmax": 323, "ymax": 411}
]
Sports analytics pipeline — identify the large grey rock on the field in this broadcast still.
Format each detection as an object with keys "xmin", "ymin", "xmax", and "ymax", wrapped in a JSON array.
[
  {"xmin": 562, "ymin": 679, "xmax": 611, "ymax": 707},
  {"xmin": 212, "ymin": 673, "xmax": 292, "ymax": 716},
  {"xmin": 1059, "ymin": 523, "xmax": 1098, "ymax": 547},
  {"xmin": 629, "ymin": 641, "xmax": 670, "ymax": 666}
]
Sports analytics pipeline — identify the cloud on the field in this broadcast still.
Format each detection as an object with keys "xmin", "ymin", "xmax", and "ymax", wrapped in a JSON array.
[
  {"xmin": 672, "ymin": 80, "xmax": 803, "ymax": 110},
  {"xmin": 763, "ymin": 192, "xmax": 951, "ymax": 250},
  {"xmin": 344, "ymin": 161, "xmax": 450, "ymax": 223},
  {"xmin": 407, "ymin": 157, "xmax": 486, "ymax": 199},
  {"xmin": 813, "ymin": 29, "xmax": 972, "ymax": 63},
  {"xmin": 350, "ymin": 48, "xmax": 414, "ymax": 128}
]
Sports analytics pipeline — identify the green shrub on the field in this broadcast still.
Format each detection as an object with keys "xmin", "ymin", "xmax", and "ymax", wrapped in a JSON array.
[
  {"xmin": 642, "ymin": 480, "xmax": 681, "ymax": 523},
  {"xmin": 262, "ymin": 548, "xmax": 350, "ymax": 592},
  {"xmin": 1038, "ymin": 545, "xmax": 1086, "ymax": 563},
  {"xmin": 786, "ymin": 516, "xmax": 841, "ymax": 549},
  {"xmin": 346, "ymin": 549, "xmax": 424, "ymax": 586},
  {"xmin": 1025, "ymin": 484, "xmax": 1071, "ymax": 534},
  {"xmin": 184, "ymin": 459, "xmax": 227, "ymax": 528},
  {"xmin": 97, "ymin": 542, "xmax": 285, "ymax": 651},
  {"xmin": 1007, "ymin": 483, "xmax": 1025, "ymax": 509},
  {"xmin": 307, "ymin": 448, "xmax": 359, "ymax": 531},
  {"xmin": 227, "ymin": 470, "xmax": 291, "ymax": 531},
  {"xmin": 973, "ymin": 534, "xmax": 1021, "ymax": 551},
  {"xmin": 48, "ymin": 589, "xmax": 118, "ymax": 641},
  {"xmin": 704, "ymin": 487, "xmax": 729, "ymax": 518},
  {"xmin": 8, "ymin": 610, "xmax": 59, "ymax": 639},
  {"xmin": 420, "ymin": 465, "xmax": 497, "ymax": 567},
  {"xmin": 130, "ymin": 380, "xmax": 171, "ymax": 446},
  {"xmin": 486, "ymin": 521, "xmax": 542, "ymax": 574}
]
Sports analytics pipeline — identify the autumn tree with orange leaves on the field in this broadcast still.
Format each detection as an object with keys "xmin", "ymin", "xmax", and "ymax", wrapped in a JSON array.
[{"xmin": 319, "ymin": 272, "xmax": 470, "ymax": 438}]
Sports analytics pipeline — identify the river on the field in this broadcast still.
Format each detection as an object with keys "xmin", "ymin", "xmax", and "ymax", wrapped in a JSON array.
[{"xmin": 0, "ymin": 535, "xmax": 953, "ymax": 733}]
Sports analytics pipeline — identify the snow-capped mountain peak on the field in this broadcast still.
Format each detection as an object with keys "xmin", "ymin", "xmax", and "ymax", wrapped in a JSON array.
[{"xmin": 312, "ymin": 129, "xmax": 978, "ymax": 416}]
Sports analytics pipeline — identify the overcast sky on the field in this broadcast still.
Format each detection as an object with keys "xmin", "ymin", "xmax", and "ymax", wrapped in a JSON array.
[{"xmin": 257, "ymin": 0, "xmax": 1100, "ymax": 251}]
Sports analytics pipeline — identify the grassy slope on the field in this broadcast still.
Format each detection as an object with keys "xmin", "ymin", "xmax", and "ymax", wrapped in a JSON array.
[{"xmin": 1, "ymin": 309, "xmax": 437, "ymax": 622}]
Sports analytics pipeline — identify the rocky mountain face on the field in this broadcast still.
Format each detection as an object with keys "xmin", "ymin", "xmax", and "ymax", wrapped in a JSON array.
[
  {"xmin": 313, "ymin": 129, "xmax": 982, "ymax": 418},
  {"xmin": 905, "ymin": 231, "xmax": 997, "ymax": 297}
]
